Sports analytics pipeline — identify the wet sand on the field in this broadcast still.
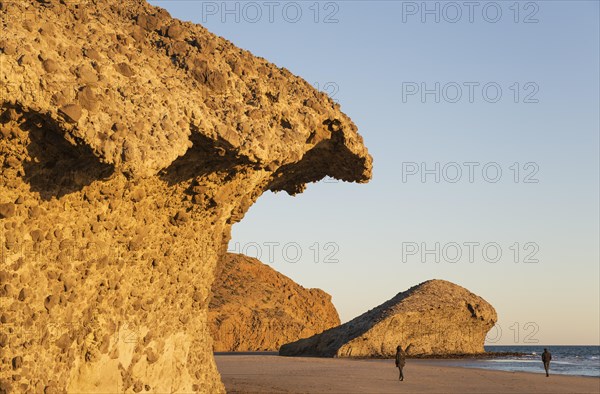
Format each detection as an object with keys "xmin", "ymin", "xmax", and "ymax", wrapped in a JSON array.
[{"xmin": 215, "ymin": 353, "xmax": 600, "ymax": 393}]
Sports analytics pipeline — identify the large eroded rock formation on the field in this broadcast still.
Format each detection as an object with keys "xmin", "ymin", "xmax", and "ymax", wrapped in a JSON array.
[
  {"xmin": 209, "ymin": 253, "xmax": 340, "ymax": 352},
  {"xmin": 279, "ymin": 280, "xmax": 497, "ymax": 358},
  {"xmin": 0, "ymin": 0, "xmax": 372, "ymax": 392}
]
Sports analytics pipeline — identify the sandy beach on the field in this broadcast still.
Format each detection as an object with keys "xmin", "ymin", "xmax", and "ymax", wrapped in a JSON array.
[{"xmin": 215, "ymin": 354, "xmax": 600, "ymax": 394}]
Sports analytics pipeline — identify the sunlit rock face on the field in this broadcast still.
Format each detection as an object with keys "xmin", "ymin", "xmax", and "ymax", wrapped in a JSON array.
[
  {"xmin": 0, "ymin": 0, "xmax": 371, "ymax": 391},
  {"xmin": 280, "ymin": 280, "xmax": 497, "ymax": 358},
  {"xmin": 209, "ymin": 253, "xmax": 341, "ymax": 352}
]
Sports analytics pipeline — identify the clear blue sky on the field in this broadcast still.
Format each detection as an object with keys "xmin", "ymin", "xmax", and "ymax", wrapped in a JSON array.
[{"xmin": 150, "ymin": 1, "xmax": 599, "ymax": 345}]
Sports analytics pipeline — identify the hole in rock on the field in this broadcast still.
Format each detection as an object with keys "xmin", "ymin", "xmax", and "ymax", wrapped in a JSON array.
[{"xmin": 1, "ymin": 105, "xmax": 114, "ymax": 200}]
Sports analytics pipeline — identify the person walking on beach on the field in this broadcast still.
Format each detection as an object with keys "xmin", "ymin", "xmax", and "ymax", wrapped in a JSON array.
[
  {"xmin": 542, "ymin": 348, "xmax": 552, "ymax": 377},
  {"xmin": 395, "ymin": 345, "xmax": 407, "ymax": 381}
]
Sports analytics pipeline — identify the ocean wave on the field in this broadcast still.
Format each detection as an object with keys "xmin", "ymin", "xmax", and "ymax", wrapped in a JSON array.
[
  {"xmin": 487, "ymin": 359, "xmax": 578, "ymax": 366},
  {"xmin": 480, "ymin": 346, "xmax": 600, "ymax": 377},
  {"xmin": 487, "ymin": 359, "xmax": 539, "ymax": 363}
]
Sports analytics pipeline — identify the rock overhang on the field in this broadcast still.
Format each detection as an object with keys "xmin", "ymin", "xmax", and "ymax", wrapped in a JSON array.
[
  {"xmin": 0, "ymin": 0, "xmax": 372, "ymax": 391},
  {"xmin": 1, "ymin": 0, "xmax": 372, "ymax": 188}
]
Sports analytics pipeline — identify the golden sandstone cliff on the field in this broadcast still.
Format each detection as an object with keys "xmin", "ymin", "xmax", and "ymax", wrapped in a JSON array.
[
  {"xmin": 0, "ymin": 0, "xmax": 372, "ymax": 392},
  {"xmin": 279, "ymin": 280, "xmax": 497, "ymax": 358},
  {"xmin": 209, "ymin": 253, "xmax": 340, "ymax": 352}
]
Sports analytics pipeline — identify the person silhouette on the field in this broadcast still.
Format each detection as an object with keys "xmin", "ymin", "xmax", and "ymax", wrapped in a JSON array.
[
  {"xmin": 395, "ymin": 345, "xmax": 407, "ymax": 381},
  {"xmin": 541, "ymin": 348, "xmax": 552, "ymax": 377}
]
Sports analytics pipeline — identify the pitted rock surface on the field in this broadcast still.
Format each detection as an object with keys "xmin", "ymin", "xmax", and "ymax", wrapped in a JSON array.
[
  {"xmin": 279, "ymin": 280, "xmax": 497, "ymax": 358},
  {"xmin": 209, "ymin": 253, "xmax": 340, "ymax": 352},
  {"xmin": 0, "ymin": 0, "xmax": 372, "ymax": 392}
]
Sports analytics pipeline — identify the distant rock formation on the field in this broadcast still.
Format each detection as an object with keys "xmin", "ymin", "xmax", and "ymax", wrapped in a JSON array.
[
  {"xmin": 209, "ymin": 253, "xmax": 340, "ymax": 351},
  {"xmin": 0, "ymin": 0, "xmax": 371, "ymax": 392},
  {"xmin": 280, "ymin": 280, "xmax": 497, "ymax": 358}
]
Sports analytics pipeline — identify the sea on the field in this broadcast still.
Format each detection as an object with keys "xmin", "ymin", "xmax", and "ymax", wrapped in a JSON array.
[{"xmin": 451, "ymin": 346, "xmax": 600, "ymax": 378}]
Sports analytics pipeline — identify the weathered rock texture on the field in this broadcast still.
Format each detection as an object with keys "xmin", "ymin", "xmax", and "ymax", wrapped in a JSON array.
[
  {"xmin": 209, "ymin": 253, "xmax": 340, "ymax": 351},
  {"xmin": 279, "ymin": 280, "xmax": 497, "ymax": 358},
  {"xmin": 0, "ymin": 0, "xmax": 372, "ymax": 392}
]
